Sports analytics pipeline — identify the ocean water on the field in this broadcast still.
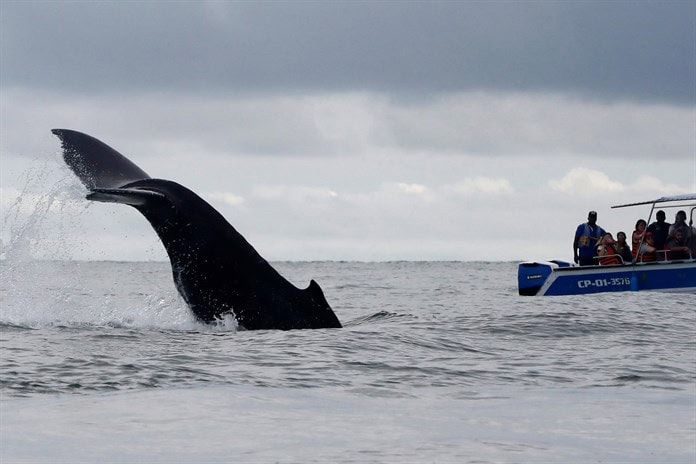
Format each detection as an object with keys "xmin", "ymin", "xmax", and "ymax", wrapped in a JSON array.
[{"xmin": 1, "ymin": 259, "xmax": 694, "ymax": 463}]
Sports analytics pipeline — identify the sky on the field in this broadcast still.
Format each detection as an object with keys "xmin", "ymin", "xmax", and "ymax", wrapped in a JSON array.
[{"xmin": 1, "ymin": 0, "xmax": 695, "ymax": 262}]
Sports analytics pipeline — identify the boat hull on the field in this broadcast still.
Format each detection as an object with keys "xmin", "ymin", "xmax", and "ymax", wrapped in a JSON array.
[{"xmin": 518, "ymin": 260, "xmax": 696, "ymax": 296}]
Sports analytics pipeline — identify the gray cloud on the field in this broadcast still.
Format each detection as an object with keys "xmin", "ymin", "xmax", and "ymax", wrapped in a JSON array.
[
  {"xmin": 1, "ymin": 1, "xmax": 694, "ymax": 262},
  {"xmin": 2, "ymin": 1, "xmax": 694, "ymax": 103},
  {"xmin": 2, "ymin": 90, "xmax": 692, "ymax": 162}
]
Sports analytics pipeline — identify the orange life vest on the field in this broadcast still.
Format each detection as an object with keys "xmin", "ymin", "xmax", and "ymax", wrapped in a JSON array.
[{"xmin": 599, "ymin": 245, "xmax": 621, "ymax": 266}]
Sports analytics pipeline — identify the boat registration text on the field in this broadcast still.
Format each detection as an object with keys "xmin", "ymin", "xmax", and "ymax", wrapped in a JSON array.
[{"xmin": 577, "ymin": 277, "xmax": 631, "ymax": 289}]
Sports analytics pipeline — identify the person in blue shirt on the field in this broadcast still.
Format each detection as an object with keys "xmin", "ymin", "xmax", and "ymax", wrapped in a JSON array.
[{"xmin": 573, "ymin": 211, "xmax": 605, "ymax": 266}]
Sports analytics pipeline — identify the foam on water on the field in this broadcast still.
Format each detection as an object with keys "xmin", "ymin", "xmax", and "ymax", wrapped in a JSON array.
[
  {"xmin": 0, "ymin": 260, "xmax": 241, "ymax": 332},
  {"xmin": 0, "ymin": 156, "xmax": 238, "ymax": 332}
]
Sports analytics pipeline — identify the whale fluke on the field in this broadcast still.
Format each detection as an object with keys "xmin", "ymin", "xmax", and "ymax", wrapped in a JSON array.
[{"xmin": 52, "ymin": 129, "xmax": 150, "ymax": 189}]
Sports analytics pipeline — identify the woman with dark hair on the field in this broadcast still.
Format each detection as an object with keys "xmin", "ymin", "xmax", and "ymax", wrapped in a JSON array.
[
  {"xmin": 631, "ymin": 219, "xmax": 647, "ymax": 258},
  {"xmin": 615, "ymin": 231, "xmax": 633, "ymax": 263},
  {"xmin": 668, "ymin": 210, "xmax": 689, "ymax": 240}
]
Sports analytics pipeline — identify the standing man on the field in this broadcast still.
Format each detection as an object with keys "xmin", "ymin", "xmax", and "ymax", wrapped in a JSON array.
[
  {"xmin": 647, "ymin": 210, "xmax": 671, "ymax": 256},
  {"xmin": 573, "ymin": 211, "xmax": 605, "ymax": 266}
]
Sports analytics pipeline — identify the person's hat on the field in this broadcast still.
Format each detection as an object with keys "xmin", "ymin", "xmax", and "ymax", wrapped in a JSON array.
[{"xmin": 588, "ymin": 210, "xmax": 597, "ymax": 217}]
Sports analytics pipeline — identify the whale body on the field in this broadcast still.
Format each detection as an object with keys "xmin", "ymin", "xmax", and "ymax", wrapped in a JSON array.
[{"xmin": 53, "ymin": 129, "xmax": 341, "ymax": 330}]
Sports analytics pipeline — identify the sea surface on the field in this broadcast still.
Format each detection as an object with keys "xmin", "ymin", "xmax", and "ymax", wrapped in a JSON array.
[{"xmin": 1, "ymin": 260, "xmax": 694, "ymax": 463}]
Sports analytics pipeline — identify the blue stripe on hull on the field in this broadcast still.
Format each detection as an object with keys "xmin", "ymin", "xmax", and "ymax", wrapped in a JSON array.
[{"xmin": 633, "ymin": 264, "xmax": 696, "ymax": 291}]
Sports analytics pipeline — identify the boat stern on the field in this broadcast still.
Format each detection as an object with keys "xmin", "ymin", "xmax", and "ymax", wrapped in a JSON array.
[{"xmin": 518, "ymin": 260, "xmax": 571, "ymax": 296}]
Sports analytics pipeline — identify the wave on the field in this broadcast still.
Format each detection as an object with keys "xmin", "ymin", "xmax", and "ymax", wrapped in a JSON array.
[
  {"xmin": 0, "ymin": 321, "xmax": 36, "ymax": 331},
  {"xmin": 343, "ymin": 310, "xmax": 408, "ymax": 326}
]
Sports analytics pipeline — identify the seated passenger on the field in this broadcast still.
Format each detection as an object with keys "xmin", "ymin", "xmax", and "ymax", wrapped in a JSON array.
[
  {"xmin": 668, "ymin": 210, "xmax": 690, "ymax": 240},
  {"xmin": 637, "ymin": 232, "xmax": 657, "ymax": 262},
  {"xmin": 631, "ymin": 219, "xmax": 647, "ymax": 259},
  {"xmin": 615, "ymin": 231, "xmax": 633, "ymax": 263},
  {"xmin": 596, "ymin": 233, "xmax": 621, "ymax": 266},
  {"xmin": 667, "ymin": 228, "xmax": 691, "ymax": 260}
]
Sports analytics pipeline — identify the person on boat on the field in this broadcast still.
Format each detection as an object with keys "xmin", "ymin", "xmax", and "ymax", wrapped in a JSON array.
[
  {"xmin": 647, "ymin": 210, "xmax": 671, "ymax": 256},
  {"xmin": 668, "ymin": 210, "xmax": 690, "ymax": 240},
  {"xmin": 631, "ymin": 219, "xmax": 648, "ymax": 259},
  {"xmin": 615, "ymin": 231, "xmax": 633, "ymax": 264},
  {"xmin": 688, "ymin": 220, "xmax": 696, "ymax": 259},
  {"xmin": 666, "ymin": 228, "xmax": 691, "ymax": 260},
  {"xmin": 637, "ymin": 232, "xmax": 657, "ymax": 262},
  {"xmin": 596, "ymin": 233, "xmax": 621, "ymax": 266},
  {"xmin": 668, "ymin": 211, "xmax": 695, "ymax": 259},
  {"xmin": 573, "ymin": 210, "xmax": 605, "ymax": 266}
]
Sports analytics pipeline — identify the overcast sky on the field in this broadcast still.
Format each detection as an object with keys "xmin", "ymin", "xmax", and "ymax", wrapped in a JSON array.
[{"xmin": 1, "ymin": 0, "xmax": 695, "ymax": 262}]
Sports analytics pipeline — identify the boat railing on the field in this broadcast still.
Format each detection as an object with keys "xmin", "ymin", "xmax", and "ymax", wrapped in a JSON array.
[
  {"xmin": 636, "ymin": 249, "xmax": 694, "ymax": 263},
  {"xmin": 593, "ymin": 254, "xmax": 628, "ymax": 266},
  {"xmin": 594, "ymin": 249, "xmax": 695, "ymax": 266}
]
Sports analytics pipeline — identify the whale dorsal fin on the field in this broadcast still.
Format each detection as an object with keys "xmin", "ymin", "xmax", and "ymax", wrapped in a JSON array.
[{"xmin": 52, "ymin": 129, "xmax": 150, "ymax": 189}]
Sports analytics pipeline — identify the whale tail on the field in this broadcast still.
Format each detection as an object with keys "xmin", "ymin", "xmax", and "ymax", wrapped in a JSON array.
[
  {"xmin": 52, "ymin": 129, "xmax": 150, "ymax": 189},
  {"xmin": 53, "ymin": 129, "xmax": 343, "ymax": 330}
]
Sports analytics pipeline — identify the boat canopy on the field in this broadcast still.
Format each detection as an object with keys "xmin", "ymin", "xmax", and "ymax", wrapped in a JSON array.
[{"xmin": 611, "ymin": 193, "xmax": 696, "ymax": 209}]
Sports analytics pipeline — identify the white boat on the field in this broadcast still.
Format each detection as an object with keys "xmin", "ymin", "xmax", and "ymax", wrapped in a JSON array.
[{"xmin": 518, "ymin": 194, "xmax": 696, "ymax": 296}]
